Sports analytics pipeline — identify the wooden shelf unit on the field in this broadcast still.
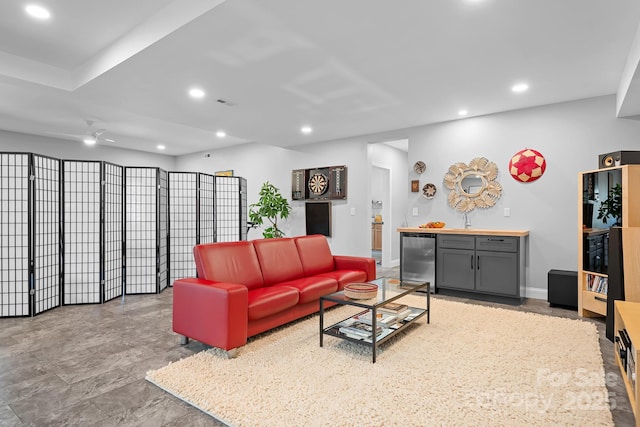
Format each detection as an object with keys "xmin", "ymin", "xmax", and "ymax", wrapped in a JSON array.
[
  {"xmin": 614, "ymin": 300, "xmax": 640, "ymax": 425},
  {"xmin": 578, "ymin": 165, "xmax": 640, "ymax": 318}
]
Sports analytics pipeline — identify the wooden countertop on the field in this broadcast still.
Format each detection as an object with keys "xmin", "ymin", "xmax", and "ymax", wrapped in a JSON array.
[{"xmin": 397, "ymin": 227, "xmax": 529, "ymax": 237}]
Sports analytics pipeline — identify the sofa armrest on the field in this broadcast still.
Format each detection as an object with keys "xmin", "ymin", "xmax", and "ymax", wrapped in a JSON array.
[
  {"xmin": 173, "ymin": 277, "xmax": 249, "ymax": 350},
  {"xmin": 333, "ymin": 255, "xmax": 376, "ymax": 281}
]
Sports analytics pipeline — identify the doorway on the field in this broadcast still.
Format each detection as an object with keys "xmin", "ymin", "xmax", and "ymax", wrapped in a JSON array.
[{"xmin": 371, "ymin": 165, "xmax": 390, "ymax": 266}]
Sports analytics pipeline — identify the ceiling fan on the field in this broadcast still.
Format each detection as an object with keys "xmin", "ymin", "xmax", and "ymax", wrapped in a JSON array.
[{"xmin": 82, "ymin": 120, "xmax": 106, "ymax": 145}]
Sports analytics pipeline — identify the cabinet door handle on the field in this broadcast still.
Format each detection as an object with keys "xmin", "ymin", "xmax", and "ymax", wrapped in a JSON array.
[
  {"xmin": 487, "ymin": 238, "xmax": 505, "ymax": 242},
  {"xmin": 594, "ymin": 296, "xmax": 607, "ymax": 303},
  {"xmin": 470, "ymin": 255, "xmax": 474, "ymax": 270},
  {"xmin": 477, "ymin": 255, "xmax": 480, "ymax": 270}
]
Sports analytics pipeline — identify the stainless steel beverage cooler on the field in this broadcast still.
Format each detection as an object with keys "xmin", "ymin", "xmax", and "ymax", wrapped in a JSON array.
[{"xmin": 400, "ymin": 233, "xmax": 436, "ymax": 292}]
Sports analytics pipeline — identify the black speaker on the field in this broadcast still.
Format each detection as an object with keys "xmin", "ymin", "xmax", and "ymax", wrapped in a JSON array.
[
  {"xmin": 548, "ymin": 270, "xmax": 578, "ymax": 309},
  {"xmin": 598, "ymin": 150, "xmax": 640, "ymax": 168},
  {"xmin": 606, "ymin": 227, "xmax": 625, "ymax": 342}
]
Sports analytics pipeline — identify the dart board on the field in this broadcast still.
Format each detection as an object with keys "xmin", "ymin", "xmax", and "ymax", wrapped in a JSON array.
[{"xmin": 308, "ymin": 172, "xmax": 329, "ymax": 196}]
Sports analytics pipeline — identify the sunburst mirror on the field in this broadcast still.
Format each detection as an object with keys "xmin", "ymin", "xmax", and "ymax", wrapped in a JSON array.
[{"xmin": 443, "ymin": 157, "xmax": 502, "ymax": 212}]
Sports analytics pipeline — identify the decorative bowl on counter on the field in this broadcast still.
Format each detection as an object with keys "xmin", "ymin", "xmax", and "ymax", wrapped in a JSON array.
[{"xmin": 418, "ymin": 221, "xmax": 446, "ymax": 229}]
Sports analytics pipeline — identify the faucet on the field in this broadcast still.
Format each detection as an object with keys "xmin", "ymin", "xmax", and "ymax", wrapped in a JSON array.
[{"xmin": 464, "ymin": 212, "xmax": 471, "ymax": 229}]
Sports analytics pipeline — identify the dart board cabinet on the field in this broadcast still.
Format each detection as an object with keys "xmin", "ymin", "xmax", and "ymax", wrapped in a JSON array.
[{"xmin": 291, "ymin": 165, "xmax": 347, "ymax": 200}]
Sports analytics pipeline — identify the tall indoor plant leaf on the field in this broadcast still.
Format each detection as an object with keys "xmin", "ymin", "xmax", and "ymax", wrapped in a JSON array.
[
  {"xmin": 597, "ymin": 184, "xmax": 622, "ymax": 226},
  {"xmin": 248, "ymin": 182, "xmax": 291, "ymax": 238}
]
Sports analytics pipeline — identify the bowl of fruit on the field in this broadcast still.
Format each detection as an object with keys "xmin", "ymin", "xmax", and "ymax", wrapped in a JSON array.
[{"xmin": 418, "ymin": 221, "xmax": 446, "ymax": 229}]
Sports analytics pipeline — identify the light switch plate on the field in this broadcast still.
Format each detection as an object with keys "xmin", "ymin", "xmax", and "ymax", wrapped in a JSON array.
[
  {"xmin": 504, "ymin": 207, "xmax": 510, "ymax": 217},
  {"xmin": 350, "ymin": 207, "xmax": 356, "ymax": 216},
  {"xmin": 412, "ymin": 207, "xmax": 418, "ymax": 216}
]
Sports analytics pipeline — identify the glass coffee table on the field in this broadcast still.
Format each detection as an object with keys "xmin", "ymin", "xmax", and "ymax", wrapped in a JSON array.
[{"xmin": 319, "ymin": 277, "xmax": 430, "ymax": 363}]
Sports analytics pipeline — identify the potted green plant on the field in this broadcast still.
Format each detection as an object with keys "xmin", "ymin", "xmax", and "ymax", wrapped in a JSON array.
[
  {"xmin": 597, "ymin": 184, "xmax": 622, "ymax": 226},
  {"xmin": 249, "ymin": 181, "xmax": 291, "ymax": 238}
]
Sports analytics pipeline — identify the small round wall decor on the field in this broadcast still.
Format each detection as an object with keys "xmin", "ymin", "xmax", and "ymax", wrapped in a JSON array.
[{"xmin": 509, "ymin": 148, "xmax": 546, "ymax": 183}]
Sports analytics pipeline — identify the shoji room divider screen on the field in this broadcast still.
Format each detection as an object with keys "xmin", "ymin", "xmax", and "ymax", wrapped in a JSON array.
[
  {"xmin": 1, "ymin": 151, "xmax": 247, "ymax": 317},
  {"xmin": 0, "ymin": 153, "xmax": 31, "ymax": 317},
  {"xmin": 215, "ymin": 175, "xmax": 248, "ymax": 242},
  {"xmin": 62, "ymin": 160, "xmax": 124, "ymax": 305},
  {"xmin": 33, "ymin": 154, "xmax": 62, "ymax": 315},
  {"xmin": 102, "ymin": 162, "xmax": 125, "ymax": 301},
  {"xmin": 125, "ymin": 167, "xmax": 168, "ymax": 295},
  {"xmin": 0, "ymin": 153, "xmax": 61, "ymax": 317},
  {"xmin": 168, "ymin": 172, "xmax": 247, "ymax": 284}
]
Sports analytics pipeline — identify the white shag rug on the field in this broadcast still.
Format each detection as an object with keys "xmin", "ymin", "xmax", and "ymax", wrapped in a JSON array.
[{"xmin": 146, "ymin": 297, "xmax": 613, "ymax": 427}]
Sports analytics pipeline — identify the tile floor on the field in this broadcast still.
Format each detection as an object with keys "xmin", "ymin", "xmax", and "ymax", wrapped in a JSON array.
[{"xmin": 0, "ymin": 266, "xmax": 634, "ymax": 426}]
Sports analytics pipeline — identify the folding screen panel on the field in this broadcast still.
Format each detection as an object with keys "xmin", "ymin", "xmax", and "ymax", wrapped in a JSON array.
[
  {"xmin": 63, "ymin": 160, "xmax": 101, "ymax": 304},
  {"xmin": 215, "ymin": 176, "xmax": 247, "ymax": 242},
  {"xmin": 199, "ymin": 173, "xmax": 216, "ymax": 244},
  {"xmin": 62, "ymin": 160, "xmax": 124, "ymax": 304},
  {"xmin": 0, "ymin": 153, "xmax": 30, "ymax": 317},
  {"xmin": 32, "ymin": 154, "xmax": 61, "ymax": 315},
  {"xmin": 168, "ymin": 172, "xmax": 219, "ymax": 284},
  {"xmin": 158, "ymin": 169, "xmax": 168, "ymax": 292},
  {"xmin": 102, "ymin": 162, "xmax": 124, "ymax": 302},
  {"xmin": 1, "ymin": 150, "xmax": 246, "ymax": 316},
  {"xmin": 168, "ymin": 172, "xmax": 197, "ymax": 284},
  {"xmin": 125, "ymin": 167, "xmax": 168, "ymax": 294}
]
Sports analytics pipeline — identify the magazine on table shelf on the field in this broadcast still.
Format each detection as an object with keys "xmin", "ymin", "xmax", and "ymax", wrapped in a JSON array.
[
  {"xmin": 338, "ymin": 320, "xmax": 382, "ymax": 338},
  {"xmin": 353, "ymin": 310, "xmax": 399, "ymax": 327},
  {"xmin": 378, "ymin": 302, "xmax": 409, "ymax": 314}
]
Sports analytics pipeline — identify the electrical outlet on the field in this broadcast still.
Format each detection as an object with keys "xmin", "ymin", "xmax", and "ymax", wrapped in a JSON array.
[
  {"xmin": 350, "ymin": 207, "xmax": 356, "ymax": 216},
  {"xmin": 504, "ymin": 207, "xmax": 510, "ymax": 217},
  {"xmin": 412, "ymin": 207, "xmax": 418, "ymax": 216}
]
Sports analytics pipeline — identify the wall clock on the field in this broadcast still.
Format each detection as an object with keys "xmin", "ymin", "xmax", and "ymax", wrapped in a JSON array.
[{"xmin": 308, "ymin": 172, "xmax": 329, "ymax": 196}]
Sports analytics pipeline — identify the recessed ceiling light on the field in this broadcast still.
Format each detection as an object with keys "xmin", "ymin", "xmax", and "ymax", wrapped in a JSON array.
[
  {"xmin": 25, "ymin": 4, "xmax": 51, "ymax": 20},
  {"xmin": 157, "ymin": 144, "xmax": 166, "ymax": 150},
  {"xmin": 511, "ymin": 83, "xmax": 529, "ymax": 93},
  {"xmin": 458, "ymin": 110, "xmax": 468, "ymax": 116},
  {"xmin": 83, "ymin": 136, "xmax": 97, "ymax": 145},
  {"xmin": 301, "ymin": 126, "xmax": 312, "ymax": 134},
  {"xmin": 216, "ymin": 130, "xmax": 226, "ymax": 138},
  {"xmin": 188, "ymin": 87, "xmax": 205, "ymax": 99}
]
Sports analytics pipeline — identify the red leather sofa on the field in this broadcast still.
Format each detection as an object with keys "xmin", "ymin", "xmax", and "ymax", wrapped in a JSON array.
[{"xmin": 172, "ymin": 234, "xmax": 376, "ymax": 356}]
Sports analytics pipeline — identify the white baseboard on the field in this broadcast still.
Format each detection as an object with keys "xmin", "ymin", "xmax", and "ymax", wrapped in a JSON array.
[{"xmin": 526, "ymin": 287, "xmax": 547, "ymax": 301}]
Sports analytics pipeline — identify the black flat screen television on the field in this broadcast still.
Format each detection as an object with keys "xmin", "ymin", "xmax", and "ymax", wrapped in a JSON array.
[{"xmin": 305, "ymin": 201, "xmax": 331, "ymax": 237}]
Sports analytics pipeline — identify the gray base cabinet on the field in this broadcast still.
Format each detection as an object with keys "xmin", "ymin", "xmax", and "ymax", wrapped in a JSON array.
[{"xmin": 437, "ymin": 234, "xmax": 523, "ymax": 299}]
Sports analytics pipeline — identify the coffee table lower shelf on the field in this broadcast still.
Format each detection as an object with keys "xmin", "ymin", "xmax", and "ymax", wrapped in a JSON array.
[{"xmin": 319, "ymin": 279, "xmax": 430, "ymax": 363}]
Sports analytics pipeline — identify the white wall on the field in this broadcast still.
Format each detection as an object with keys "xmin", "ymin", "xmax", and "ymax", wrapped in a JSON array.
[
  {"xmin": 178, "ymin": 94, "xmax": 640, "ymax": 299},
  {"xmin": 401, "ymin": 94, "xmax": 640, "ymax": 298},
  {"xmin": 0, "ymin": 129, "xmax": 176, "ymax": 169},
  {"xmin": 177, "ymin": 138, "xmax": 373, "ymax": 257},
  {"xmin": 6, "ymin": 95, "xmax": 640, "ymax": 299}
]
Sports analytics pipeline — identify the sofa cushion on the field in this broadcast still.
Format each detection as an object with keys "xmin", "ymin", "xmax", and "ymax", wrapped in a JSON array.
[
  {"xmin": 253, "ymin": 238, "xmax": 304, "ymax": 286},
  {"xmin": 193, "ymin": 241, "xmax": 264, "ymax": 290},
  {"xmin": 294, "ymin": 235, "xmax": 335, "ymax": 276},
  {"xmin": 275, "ymin": 276, "xmax": 338, "ymax": 304},
  {"xmin": 316, "ymin": 270, "xmax": 367, "ymax": 291},
  {"xmin": 247, "ymin": 286, "xmax": 299, "ymax": 320}
]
